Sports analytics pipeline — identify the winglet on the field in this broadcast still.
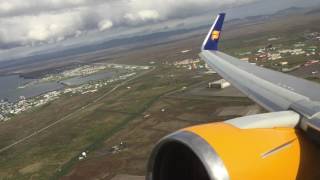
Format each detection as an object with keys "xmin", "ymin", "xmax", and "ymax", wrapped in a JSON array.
[{"xmin": 201, "ymin": 13, "xmax": 226, "ymax": 51}]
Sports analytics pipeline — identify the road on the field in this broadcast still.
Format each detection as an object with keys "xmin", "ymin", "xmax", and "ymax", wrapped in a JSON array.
[{"xmin": 0, "ymin": 68, "xmax": 155, "ymax": 154}]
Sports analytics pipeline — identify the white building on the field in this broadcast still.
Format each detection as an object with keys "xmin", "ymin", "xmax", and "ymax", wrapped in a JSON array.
[
  {"xmin": 294, "ymin": 43, "xmax": 305, "ymax": 47},
  {"xmin": 270, "ymin": 53, "xmax": 282, "ymax": 60},
  {"xmin": 240, "ymin": 57, "xmax": 249, "ymax": 62},
  {"xmin": 268, "ymin": 37, "xmax": 279, "ymax": 41},
  {"xmin": 292, "ymin": 49, "xmax": 306, "ymax": 55},
  {"xmin": 208, "ymin": 79, "xmax": 231, "ymax": 89},
  {"xmin": 279, "ymin": 49, "xmax": 292, "ymax": 54},
  {"xmin": 175, "ymin": 59, "xmax": 200, "ymax": 66},
  {"xmin": 181, "ymin": 49, "xmax": 191, "ymax": 53}
]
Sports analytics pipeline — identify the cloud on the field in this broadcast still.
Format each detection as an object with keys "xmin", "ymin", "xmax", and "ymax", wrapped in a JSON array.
[
  {"xmin": 124, "ymin": 10, "xmax": 161, "ymax": 25},
  {"xmin": 98, "ymin": 20, "xmax": 113, "ymax": 31},
  {"xmin": 0, "ymin": 0, "xmax": 260, "ymax": 49},
  {"xmin": 0, "ymin": 0, "xmax": 101, "ymax": 17},
  {"xmin": 0, "ymin": 9, "xmax": 89, "ymax": 45}
]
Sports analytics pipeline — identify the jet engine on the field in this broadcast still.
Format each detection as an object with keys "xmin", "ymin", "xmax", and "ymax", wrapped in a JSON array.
[{"xmin": 147, "ymin": 111, "xmax": 320, "ymax": 180}]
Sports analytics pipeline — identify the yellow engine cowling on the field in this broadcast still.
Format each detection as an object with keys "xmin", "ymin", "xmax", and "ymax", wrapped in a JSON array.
[{"xmin": 147, "ymin": 122, "xmax": 320, "ymax": 180}]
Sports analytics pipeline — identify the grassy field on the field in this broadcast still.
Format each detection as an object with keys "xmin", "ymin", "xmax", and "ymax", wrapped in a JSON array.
[
  {"xmin": 0, "ymin": 85, "xmax": 124, "ymax": 179},
  {"xmin": 0, "ymin": 65, "xmax": 215, "ymax": 179}
]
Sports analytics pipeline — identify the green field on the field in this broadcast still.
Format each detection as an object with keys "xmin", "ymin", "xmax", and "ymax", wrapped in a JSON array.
[{"xmin": 0, "ymin": 66, "xmax": 211, "ymax": 179}]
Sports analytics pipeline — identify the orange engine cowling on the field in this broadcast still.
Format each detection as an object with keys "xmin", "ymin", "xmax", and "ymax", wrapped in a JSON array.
[{"xmin": 147, "ymin": 122, "xmax": 320, "ymax": 180}]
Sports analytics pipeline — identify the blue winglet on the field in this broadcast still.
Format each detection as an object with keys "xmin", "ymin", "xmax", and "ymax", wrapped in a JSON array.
[{"xmin": 202, "ymin": 13, "xmax": 226, "ymax": 51}]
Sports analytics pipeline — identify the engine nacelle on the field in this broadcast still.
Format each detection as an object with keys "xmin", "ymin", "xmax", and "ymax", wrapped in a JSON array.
[{"xmin": 147, "ymin": 112, "xmax": 320, "ymax": 180}]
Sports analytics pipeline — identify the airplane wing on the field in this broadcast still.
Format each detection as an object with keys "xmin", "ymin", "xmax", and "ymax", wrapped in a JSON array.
[
  {"xmin": 200, "ymin": 13, "xmax": 320, "ymax": 138},
  {"xmin": 147, "ymin": 13, "xmax": 320, "ymax": 180}
]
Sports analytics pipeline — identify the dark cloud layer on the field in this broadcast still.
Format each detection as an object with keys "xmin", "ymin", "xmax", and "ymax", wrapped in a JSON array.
[
  {"xmin": 0, "ymin": 0, "xmax": 319, "ymax": 52},
  {"xmin": 0, "ymin": 0, "xmax": 259, "ymax": 48}
]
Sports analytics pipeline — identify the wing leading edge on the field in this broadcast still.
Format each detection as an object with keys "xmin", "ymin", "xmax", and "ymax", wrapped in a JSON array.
[{"xmin": 200, "ymin": 14, "xmax": 320, "ymax": 138}]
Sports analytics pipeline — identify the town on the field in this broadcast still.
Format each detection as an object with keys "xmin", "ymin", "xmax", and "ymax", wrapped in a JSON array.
[
  {"xmin": 168, "ymin": 32, "xmax": 320, "ymax": 76},
  {"xmin": 237, "ymin": 32, "xmax": 320, "ymax": 71},
  {"xmin": 0, "ymin": 63, "xmax": 151, "ymax": 122}
]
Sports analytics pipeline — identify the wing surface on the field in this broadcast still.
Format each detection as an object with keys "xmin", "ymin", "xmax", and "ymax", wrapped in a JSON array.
[{"xmin": 200, "ymin": 13, "xmax": 320, "ymax": 133}]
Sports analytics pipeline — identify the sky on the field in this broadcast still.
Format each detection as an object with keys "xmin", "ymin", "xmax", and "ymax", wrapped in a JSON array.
[{"xmin": 0, "ymin": 0, "xmax": 319, "ymax": 61}]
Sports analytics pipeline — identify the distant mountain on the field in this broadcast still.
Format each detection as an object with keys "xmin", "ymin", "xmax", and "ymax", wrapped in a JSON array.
[
  {"xmin": 305, "ymin": 7, "xmax": 320, "ymax": 15},
  {"xmin": 274, "ymin": 6, "xmax": 304, "ymax": 16},
  {"xmin": 225, "ymin": 18, "xmax": 243, "ymax": 26},
  {"xmin": 0, "ymin": 25, "xmax": 207, "ymax": 74},
  {"xmin": 243, "ymin": 7, "xmax": 305, "ymax": 22},
  {"xmin": 245, "ymin": 15, "xmax": 270, "ymax": 21}
]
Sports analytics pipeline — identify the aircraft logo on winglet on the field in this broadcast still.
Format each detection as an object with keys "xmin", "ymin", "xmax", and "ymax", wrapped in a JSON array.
[
  {"xmin": 211, "ymin": 30, "xmax": 220, "ymax": 41},
  {"xmin": 202, "ymin": 13, "xmax": 225, "ymax": 50}
]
